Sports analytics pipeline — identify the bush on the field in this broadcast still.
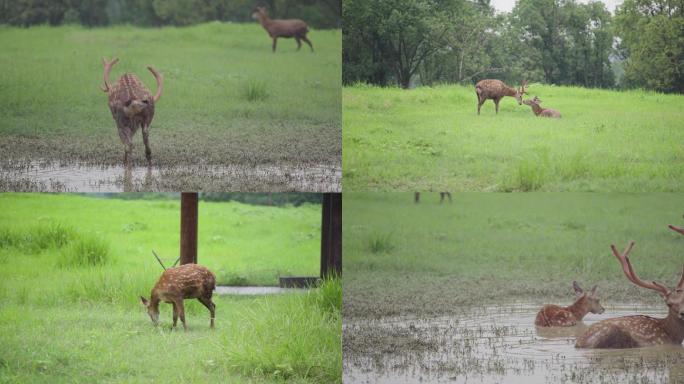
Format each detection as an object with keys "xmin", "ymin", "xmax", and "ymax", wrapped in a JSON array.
[{"xmin": 58, "ymin": 234, "xmax": 111, "ymax": 267}]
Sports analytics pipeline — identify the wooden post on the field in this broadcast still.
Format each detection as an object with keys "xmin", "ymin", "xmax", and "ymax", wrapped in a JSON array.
[
  {"xmin": 180, "ymin": 192, "xmax": 198, "ymax": 265},
  {"xmin": 320, "ymin": 193, "xmax": 342, "ymax": 278}
]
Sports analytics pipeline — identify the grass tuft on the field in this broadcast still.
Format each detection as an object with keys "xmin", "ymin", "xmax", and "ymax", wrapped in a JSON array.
[
  {"xmin": 0, "ymin": 223, "xmax": 74, "ymax": 252},
  {"xmin": 243, "ymin": 79, "xmax": 269, "ymax": 102},
  {"xmin": 57, "ymin": 233, "xmax": 110, "ymax": 267},
  {"xmin": 367, "ymin": 232, "xmax": 394, "ymax": 254}
]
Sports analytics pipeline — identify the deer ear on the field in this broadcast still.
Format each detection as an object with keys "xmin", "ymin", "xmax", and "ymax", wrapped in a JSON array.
[
  {"xmin": 573, "ymin": 281, "xmax": 583, "ymax": 294},
  {"xmin": 140, "ymin": 296, "xmax": 149, "ymax": 306}
]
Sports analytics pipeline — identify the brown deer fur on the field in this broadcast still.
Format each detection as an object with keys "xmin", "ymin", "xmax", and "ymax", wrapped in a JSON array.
[
  {"xmin": 140, "ymin": 263, "xmax": 216, "ymax": 330},
  {"xmin": 576, "ymin": 241, "xmax": 684, "ymax": 348},
  {"xmin": 251, "ymin": 6, "xmax": 313, "ymax": 52},
  {"xmin": 475, "ymin": 79, "xmax": 527, "ymax": 115},
  {"xmin": 102, "ymin": 58, "xmax": 163, "ymax": 166},
  {"xmin": 535, "ymin": 281, "xmax": 604, "ymax": 327},
  {"xmin": 523, "ymin": 96, "xmax": 561, "ymax": 118}
]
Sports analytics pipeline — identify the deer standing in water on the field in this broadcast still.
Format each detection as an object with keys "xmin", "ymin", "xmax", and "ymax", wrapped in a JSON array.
[
  {"xmin": 251, "ymin": 6, "xmax": 313, "ymax": 53},
  {"xmin": 535, "ymin": 281, "xmax": 604, "ymax": 327},
  {"xmin": 575, "ymin": 240, "xmax": 684, "ymax": 348},
  {"xmin": 523, "ymin": 96, "xmax": 561, "ymax": 118},
  {"xmin": 102, "ymin": 58, "xmax": 163, "ymax": 166},
  {"xmin": 140, "ymin": 264, "xmax": 216, "ymax": 330},
  {"xmin": 475, "ymin": 79, "xmax": 527, "ymax": 115}
]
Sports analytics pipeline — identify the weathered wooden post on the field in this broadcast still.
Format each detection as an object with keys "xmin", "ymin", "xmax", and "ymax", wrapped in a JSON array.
[
  {"xmin": 320, "ymin": 193, "xmax": 342, "ymax": 278},
  {"xmin": 180, "ymin": 192, "xmax": 198, "ymax": 265}
]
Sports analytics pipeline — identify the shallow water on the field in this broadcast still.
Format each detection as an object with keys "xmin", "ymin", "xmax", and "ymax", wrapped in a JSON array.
[
  {"xmin": 0, "ymin": 160, "xmax": 341, "ymax": 192},
  {"xmin": 343, "ymin": 302, "xmax": 684, "ymax": 384}
]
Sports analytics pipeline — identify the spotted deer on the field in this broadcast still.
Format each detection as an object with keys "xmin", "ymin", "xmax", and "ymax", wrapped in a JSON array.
[
  {"xmin": 523, "ymin": 96, "xmax": 561, "ymax": 118},
  {"xmin": 575, "ymin": 241, "xmax": 684, "ymax": 348},
  {"xmin": 102, "ymin": 58, "xmax": 163, "ymax": 166},
  {"xmin": 535, "ymin": 281, "xmax": 604, "ymax": 327},
  {"xmin": 140, "ymin": 263, "xmax": 216, "ymax": 330},
  {"xmin": 251, "ymin": 6, "xmax": 313, "ymax": 52},
  {"xmin": 475, "ymin": 79, "xmax": 527, "ymax": 115}
]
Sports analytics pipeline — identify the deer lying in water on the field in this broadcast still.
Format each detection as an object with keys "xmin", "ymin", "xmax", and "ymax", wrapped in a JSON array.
[
  {"xmin": 140, "ymin": 264, "xmax": 216, "ymax": 330},
  {"xmin": 575, "ymin": 240, "xmax": 684, "ymax": 348},
  {"xmin": 251, "ymin": 6, "xmax": 313, "ymax": 52},
  {"xmin": 102, "ymin": 58, "xmax": 163, "ymax": 166},
  {"xmin": 475, "ymin": 79, "xmax": 527, "ymax": 115},
  {"xmin": 535, "ymin": 281, "xmax": 604, "ymax": 327},
  {"xmin": 523, "ymin": 96, "xmax": 561, "ymax": 118}
]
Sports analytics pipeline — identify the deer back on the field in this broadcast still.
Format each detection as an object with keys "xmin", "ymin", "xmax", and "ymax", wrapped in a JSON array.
[{"xmin": 153, "ymin": 264, "xmax": 216, "ymax": 301}]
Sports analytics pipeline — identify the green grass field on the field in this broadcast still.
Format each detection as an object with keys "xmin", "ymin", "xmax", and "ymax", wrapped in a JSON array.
[
  {"xmin": 343, "ymin": 193, "xmax": 684, "ymax": 318},
  {"xmin": 0, "ymin": 23, "xmax": 340, "ymax": 172},
  {"xmin": 0, "ymin": 194, "xmax": 340, "ymax": 383},
  {"xmin": 343, "ymin": 84, "xmax": 684, "ymax": 192}
]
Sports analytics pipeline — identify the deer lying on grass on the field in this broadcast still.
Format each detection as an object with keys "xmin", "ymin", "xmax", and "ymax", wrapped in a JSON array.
[
  {"xmin": 140, "ymin": 264, "xmax": 216, "ymax": 330},
  {"xmin": 575, "ymin": 240, "xmax": 684, "ymax": 348},
  {"xmin": 523, "ymin": 96, "xmax": 561, "ymax": 118},
  {"xmin": 475, "ymin": 79, "xmax": 527, "ymax": 115},
  {"xmin": 251, "ymin": 6, "xmax": 313, "ymax": 52},
  {"xmin": 102, "ymin": 58, "xmax": 163, "ymax": 166},
  {"xmin": 535, "ymin": 281, "xmax": 604, "ymax": 327}
]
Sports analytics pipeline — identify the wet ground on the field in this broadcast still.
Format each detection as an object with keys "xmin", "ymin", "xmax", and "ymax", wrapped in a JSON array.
[
  {"xmin": 0, "ymin": 160, "xmax": 341, "ymax": 192},
  {"xmin": 215, "ymin": 286, "xmax": 305, "ymax": 295},
  {"xmin": 343, "ymin": 302, "xmax": 684, "ymax": 384}
]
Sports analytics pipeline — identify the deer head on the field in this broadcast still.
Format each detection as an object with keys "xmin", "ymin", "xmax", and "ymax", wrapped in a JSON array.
[
  {"xmin": 612, "ymin": 241, "xmax": 684, "ymax": 322},
  {"xmin": 101, "ymin": 57, "xmax": 163, "ymax": 116},
  {"xmin": 514, "ymin": 80, "xmax": 528, "ymax": 105},
  {"xmin": 251, "ymin": 6, "xmax": 267, "ymax": 20},
  {"xmin": 573, "ymin": 281, "xmax": 604, "ymax": 314},
  {"xmin": 140, "ymin": 296, "xmax": 160, "ymax": 325}
]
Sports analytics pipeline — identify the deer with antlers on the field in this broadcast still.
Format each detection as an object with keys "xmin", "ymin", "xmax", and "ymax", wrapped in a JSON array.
[
  {"xmin": 251, "ymin": 6, "xmax": 313, "ymax": 52},
  {"xmin": 475, "ymin": 79, "xmax": 527, "ymax": 115},
  {"xmin": 523, "ymin": 96, "xmax": 561, "ymax": 118},
  {"xmin": 575, "ymin": 239, "xmax": 684, "ymax": 348},
  {"xmin": 535, "ymin": 281, "xmax": 604, "ymax": 327},
  {"xmin": 101, "ymin": 58, "xmax": 163, "ymax": 166}
]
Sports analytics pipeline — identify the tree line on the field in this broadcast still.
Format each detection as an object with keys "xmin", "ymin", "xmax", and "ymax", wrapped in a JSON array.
[
  {"xmin": 343, "ymin": 0, "xmax": 683, "ymax": 93},
  {"xmin": 0, "ymin": 0, "xmax": 341, "ymax": 29}
]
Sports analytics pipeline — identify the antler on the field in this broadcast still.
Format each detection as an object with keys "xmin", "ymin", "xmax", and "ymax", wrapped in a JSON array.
[
  {"xmin": 520, "ymin": 79, "xmax": 528, "ymax": 94},
  {"xmin": 610, "ymin": 241, "xmax": 670, "ymax": 296},
  {"xmin": 101, "ymin": 57, "xmax": 119, "ymax": 92},
  {"xmin": 147, "ymin": 66, "xmax": 164, "ymax": 103}
]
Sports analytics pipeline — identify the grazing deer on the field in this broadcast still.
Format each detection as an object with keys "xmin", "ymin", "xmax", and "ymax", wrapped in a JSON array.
[
  {"xmin": 523, "ymin": 96, "xmax": 561, "ymax": 118},
  {"xmin": 251, "ymin": 6, "xmax": 313, "ymax": 53},
  {"xmin": 413, "ymin": 192, "xmax": 452, "ymax": 204},
  {"xmin": 535, "ymin": 281, "xmax": 604, "ymax": 327},
  {"xmin": 575, "ymin": 241, "xmax": 684, "ymax": 348},
  {"xmin": 140, "ymin": 263, "xmax": 216, "ymax": 330},
  {"xmin": 475, "ymin": 79, "xmax": 527, "ymax": 115},
  {"xmin": 102, "ymin": 58, "xmax": 163, "ymax": 166}
]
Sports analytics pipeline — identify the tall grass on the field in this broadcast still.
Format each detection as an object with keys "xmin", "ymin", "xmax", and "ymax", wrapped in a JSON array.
[
  {"xmin": 0, "ymin": 223, "xmax": 74, "ymax": 253},
  {"xmin": 57, "ymin": 234, "xmax": 110, "ymax": 268}
]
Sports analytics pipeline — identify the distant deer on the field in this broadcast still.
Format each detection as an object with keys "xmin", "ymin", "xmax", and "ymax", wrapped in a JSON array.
[
  {"xmin": 414, "ymin": 192, "xmax": 452, "ymax": 203},
  {"xmin": 575, "ymin": 240, "xmax": 684, "ymax": 348},
  {"xmin": 523, "ymin": 96, "xmax": 561, "ymax": 118},
  {"xmin": 140, "ymin": 264, "xmax": 216, "ymax": 330},
  {"xmin": 102, "ymin": 58, "xmax": 163, "ymax": 166},
  {"xmin": 251, "ymin": 6, "xmax": 313, "ymax": 53},
  {"xmin": 535, "ymin": 281, "xmax": 604, "ymax": 327},
  {"xmin": 475, "ymin": 79, "xmax": 527, "ymax": 115}
]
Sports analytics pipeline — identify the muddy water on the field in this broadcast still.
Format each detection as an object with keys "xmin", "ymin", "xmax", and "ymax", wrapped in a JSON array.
[
  {"xmin": 0, "ymin": 160, "xmax": 341, "ymax": 192},
  {"xmin": 343, "ymin": 302, "xmax": 684, "ymax": 384}
]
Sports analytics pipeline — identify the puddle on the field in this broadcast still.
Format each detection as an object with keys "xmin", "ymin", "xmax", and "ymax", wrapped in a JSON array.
[
  {"xmin": 0, "ymin": 160, "xmax": 341, "ymax": 192},
  {"xmin": 343, "ymin": 302, "xmax": 684, "ymax": 384},
  {"xmin": 215, "ymin": 286, "xmax": 306, "ymax": 295}
]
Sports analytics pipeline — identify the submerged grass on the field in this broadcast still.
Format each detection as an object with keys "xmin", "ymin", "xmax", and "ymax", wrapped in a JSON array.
[
  {"xmin": 0, "ymin": 195, "xmax": 339, "ymax": 383},
  {"xmin": 343, "ymin": 84, "xmax": 684, "ymax": 191}
]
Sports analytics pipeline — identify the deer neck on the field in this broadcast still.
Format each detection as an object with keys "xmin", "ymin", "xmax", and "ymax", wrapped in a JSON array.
[
  {"xmin": 257, "ymin": 14, "xmax": 272, "ymax": 29},
  {"xmin": 149, "ymin": 291, "xmax": 161, "ymax": 310},
  {"xmin": 529, "ymin": 103, "xmax": 543, "ymax": 116},
  {"xmin": 661, "ymin": 312, "xmax": 684, "ymax": 344},
  {"xmin": 504, "ymin": 86, "xmax": 518, "ymax": 98},
  {"xmin": 566, "ymin": 296, "xmax": 589, "ymax": 320}
]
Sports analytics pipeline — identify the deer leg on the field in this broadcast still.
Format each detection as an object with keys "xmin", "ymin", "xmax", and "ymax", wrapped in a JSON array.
[
  {"xmin": 118, "ymin": 126, "xmax": 133, "ymax": 167},
  {"xmin": 447, "ymin": 192, "xmax": 452, "ymax": 203},
  {"xmin": 494, "ymin": 98, "xmax": 501, "ymax": 114},
  {"xmin": 295, "ymin": 37, "xmax": 302, "ymax": 51},
  {"xmin": 142, "ymin": 124, "xmax": 152, "ymax": 164},
  {"xmin": 272, "ymin": 38, "xmax": 277, "ymax": 52},
  {"xmin": 176, "ymin": 300, "xmax": 187, "ymax": 331},
  {"xmin": 440, "ymin": 192, "xmax": 445, "ymax": 204},
  {"xmin": 476, "ymin": 95, "xmax": 484, "ymax": 115},
  {"xmin": 172, "ymin": 302, "xmax": 178, "ymax": 328},
  {"xmin": 301, "ymin": 35, "xmax": 313, "ymax": 52},
  {"xmin": 198, "ymin": 297, "xmax": 215, "ymax": 328}
]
